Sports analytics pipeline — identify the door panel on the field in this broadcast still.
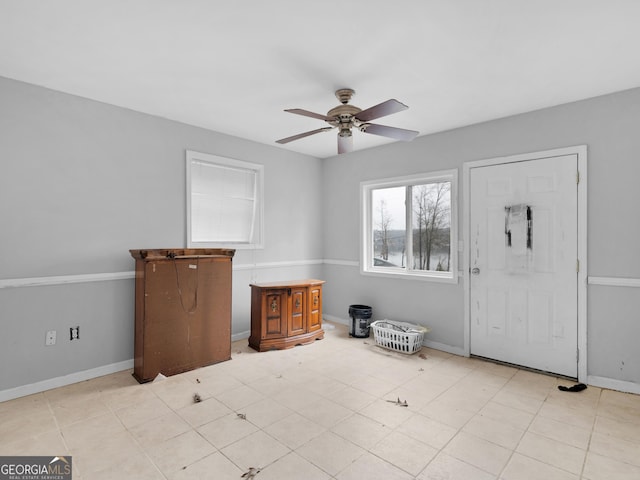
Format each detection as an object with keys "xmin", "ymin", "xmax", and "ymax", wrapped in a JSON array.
[
  {"xmin": 263, "ymin": 291, "xmax": 287, "ymax": 339},
  {"xmin": 470, "ymin": 154, "xmax": 578, "ymax": 377},
  {"xmin": 288, "ymin": 288, "xmax": 306, "ymax": 336},
  {"xmin": 308, "ymin": 286, "xmax": 322, "ymax": 332}
]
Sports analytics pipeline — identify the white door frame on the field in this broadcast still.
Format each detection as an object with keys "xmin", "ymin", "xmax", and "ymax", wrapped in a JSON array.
[{"xmin": 462, "ymin": 145, "xmax": 588, "ymax": 381}]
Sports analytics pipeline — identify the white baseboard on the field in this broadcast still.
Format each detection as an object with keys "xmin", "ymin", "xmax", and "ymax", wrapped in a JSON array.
[
  {"xmin": 3, "ymin": 346, "xmax": 637, "ymax": 403},
  {"xmin": 323, "ymin": 314, "xmax": 349, "ymax": 326},
  {"xmin": 232, "ymin": 330, "xmax": 250, "ymax": 342},
  {"xmin": 0, "ymin": 359, "xmax": 134, "ymax": 403},
  {"xmin": 324, "ymin": 315, "xmax": 466, "ymax": 357},
  {"xmin": 423, "ymin": 339, "xmax": 467, "ymax": 357},
  {"xmin": 587, "ymin": 375, "xmax": 640, "ymax": 395},
  {"xmin": 0, "ymin": 330, "xmax": 274, "ymax": 402}
]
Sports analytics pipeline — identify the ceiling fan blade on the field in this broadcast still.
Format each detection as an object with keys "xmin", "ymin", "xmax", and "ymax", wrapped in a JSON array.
[
  {"xmin": 276, "ymin": 127, "xmax": 333, "ymax": 144},
  {"xmin": 355, "ymin": 99, "xmax": 408, "ymax": 122},
  {"xmin": 360, "ymin": 123, "xmax": 419, "ymax": 141},
  {"xmin": 285, "ymin": 108, "xmax": 335, "ymax": 121},
  {"xmin": 337, "ymin": 134, "xmax": 353, "ymax": 154}
]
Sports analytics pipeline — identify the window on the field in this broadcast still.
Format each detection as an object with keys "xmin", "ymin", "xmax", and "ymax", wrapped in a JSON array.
[
  {"xmin": 361, "ymin": 169, "xmax": 457, "ymax": 282},
  {"xmin": 186, "ymin": 150, "xmax": 264, "ymax": 249}
]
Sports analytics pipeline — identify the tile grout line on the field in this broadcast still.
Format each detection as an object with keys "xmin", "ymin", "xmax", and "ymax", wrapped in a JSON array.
[
  {"xmin": 494, "ymin": 374, "xmax": 554, "ymax": 480},
  {"xmin": 427, "ymin": 363, "xmax": 519, "ymax": 479},
  {"xmin": 579, "ymin": 387, "xmax": 604, "ymax": 480},
  {"xmin": 112, "ymin": 383, "xmax": 172, "ymax": 480},
  {"xmin": 5, "ymin": 325, "xmax": 639, "ymax": 480}
]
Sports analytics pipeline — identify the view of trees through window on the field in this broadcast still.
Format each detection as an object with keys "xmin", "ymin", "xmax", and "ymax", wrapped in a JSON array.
[{"xmin": 372, "ymin": 181, "xmax": 451, "ymax": 272}]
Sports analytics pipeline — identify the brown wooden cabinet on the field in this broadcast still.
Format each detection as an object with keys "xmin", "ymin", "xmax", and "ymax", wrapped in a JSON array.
[
  {"xmin": 249, "ymin": 279, "xmax": 325, "ymax": 351},
  {"xmin": 130, "ymin": 248, "xmax": 234, "ymax": 383}
]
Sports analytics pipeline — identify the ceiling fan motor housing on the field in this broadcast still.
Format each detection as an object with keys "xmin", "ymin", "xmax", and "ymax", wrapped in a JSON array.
[
  {"xmin": 327, "ymin": 103, "xmax": 362, "ymax": 134},
  {"xmin": 326, "ymin": 104, "xmax": 362, "ymax": 119},
  {"xmin": 276, "ymin": 88, "xmax": 418, "ymax": 154}
]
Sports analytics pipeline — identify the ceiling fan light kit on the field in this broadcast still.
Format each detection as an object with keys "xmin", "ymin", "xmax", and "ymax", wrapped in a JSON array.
[{"xmin": 276, "ymin": 89, "xmax": 419, "ymax": 154}]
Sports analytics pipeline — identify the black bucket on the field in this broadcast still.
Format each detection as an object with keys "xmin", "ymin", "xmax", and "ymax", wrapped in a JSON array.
[{"xmin": 348, "ymin": 304, "xmax": 372, "ymax": 338}]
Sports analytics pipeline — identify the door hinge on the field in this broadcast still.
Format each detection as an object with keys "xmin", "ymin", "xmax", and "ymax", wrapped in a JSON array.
[
  {"xmin": 576, "ymin": 259, "xmax": 580, "ymax": 273},
  {"xmin": 576, "ymin": 171, "xmax": 580, "ymax": 184}
]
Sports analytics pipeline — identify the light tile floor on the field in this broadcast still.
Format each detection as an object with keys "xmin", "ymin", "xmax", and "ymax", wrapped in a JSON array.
[{"xmin": 2, "ymin": 322, "xmax": 640, "ymax": 479}]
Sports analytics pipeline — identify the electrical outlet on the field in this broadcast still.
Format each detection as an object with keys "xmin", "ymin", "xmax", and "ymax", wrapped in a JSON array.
[
  {"xmin": 70, "ymin": 326, "xmax": 80, "ymax": 340},
  {"xmin": 45, "ymin": 330, "xmax": 56, "ymax": 346}
]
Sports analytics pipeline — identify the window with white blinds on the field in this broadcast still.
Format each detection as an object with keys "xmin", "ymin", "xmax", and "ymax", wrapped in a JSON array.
[{"xmin": 187, "ymin": 150, "xmax": 264, "ymax": 248}]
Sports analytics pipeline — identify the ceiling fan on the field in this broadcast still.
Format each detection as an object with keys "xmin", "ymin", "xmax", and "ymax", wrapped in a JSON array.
[{"xmin": 276, "ymin": 88, "xmax": 419, "ymax": 154}]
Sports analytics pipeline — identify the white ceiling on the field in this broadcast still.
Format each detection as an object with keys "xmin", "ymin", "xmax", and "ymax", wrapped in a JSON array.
[{"xmin": 2, "ymin": 0, "xmax": 640, "ymax": 159}]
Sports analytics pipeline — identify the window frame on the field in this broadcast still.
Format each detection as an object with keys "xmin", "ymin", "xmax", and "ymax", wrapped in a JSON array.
[
  {"xmin": 186, "ymin": 150, "xmax": 264, "ymax": 249},
  {"xmin": 360, "ymin": 169, "xmax": 458, "ymax": 283}
]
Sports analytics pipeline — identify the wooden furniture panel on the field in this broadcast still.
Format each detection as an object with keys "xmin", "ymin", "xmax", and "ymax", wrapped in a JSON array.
[
  {"xmin": 308, "ymin": 285, "xmax": 322, "ymax": 333},
  {"xmin": 263, "ymin": 289, "xmax": 288, "ymax": 339},
  {"xmin": 249, "ymin": 279, "xmax": 325, "ymax": 352},
  {"xmin": 288, "ymin": 287, "xmax": 307, "ymax": 337},
  {"xmin": 130, "ymin": 248, "xmax": 234, "ymax": 383}
]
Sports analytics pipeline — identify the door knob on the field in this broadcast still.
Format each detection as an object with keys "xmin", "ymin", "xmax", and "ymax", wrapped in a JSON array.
[{"xmin": 471, "ymin": 267, "xmax": 480, "ymax": 275}]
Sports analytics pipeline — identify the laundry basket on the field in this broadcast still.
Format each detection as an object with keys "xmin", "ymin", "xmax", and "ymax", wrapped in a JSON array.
[{"xmin": 370, "ymin": 320, "xmax": 429, "ymax": 354}]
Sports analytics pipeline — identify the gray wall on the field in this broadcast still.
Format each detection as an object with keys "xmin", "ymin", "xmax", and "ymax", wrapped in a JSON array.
[
  {"xmin": 322, "ymin": 87, "xmax": 640, "ymax": 386},
  {"xmin": 2, "ymin": 75, "xmax": 639, "ymax": 396},
  {"xmin": 0, "ymin": 77, "xmax": 324, "ymax": 393}
]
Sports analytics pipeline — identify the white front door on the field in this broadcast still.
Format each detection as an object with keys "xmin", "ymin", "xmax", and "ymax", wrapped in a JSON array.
[{"xmin": 469, "ymin": 154, "xmax": 579, "ymax": 377}]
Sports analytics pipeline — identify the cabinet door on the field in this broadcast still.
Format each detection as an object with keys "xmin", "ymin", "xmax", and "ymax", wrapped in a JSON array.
[
  {"xmin": 308, "ymin": 286, "xmax": 322, "ymax": 332},
  {"xmin": 288, "ymin": 288, "xmax": 307, "ymax": 336},
  {"xmin": 262, "ymin": 290, "xmax": 288, "ymax": 339}
]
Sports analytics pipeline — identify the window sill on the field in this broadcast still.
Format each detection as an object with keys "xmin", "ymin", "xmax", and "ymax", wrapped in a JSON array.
[{"xmin": 360, "ymin": 268, "xmax": 459, "ymax": 284}]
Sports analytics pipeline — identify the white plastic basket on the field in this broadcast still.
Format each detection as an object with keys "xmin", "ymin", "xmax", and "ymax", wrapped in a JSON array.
[{"xmin": 370, "ymin": 320, "xmax": 429, "ymax": 354}]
